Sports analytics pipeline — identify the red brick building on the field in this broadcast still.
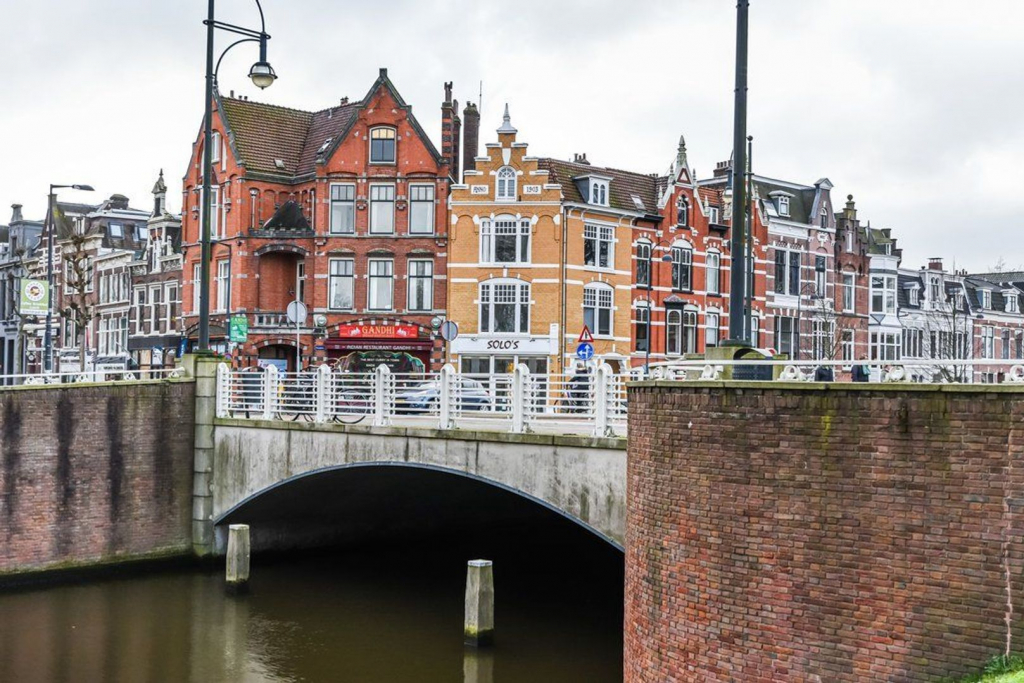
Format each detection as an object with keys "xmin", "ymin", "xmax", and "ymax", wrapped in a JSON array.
[{"xmin": 180, "ymin": 69, "xmax": 454, "ymax": 371}]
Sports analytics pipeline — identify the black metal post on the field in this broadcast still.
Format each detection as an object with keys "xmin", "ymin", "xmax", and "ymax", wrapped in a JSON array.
[
  {"xmin": 198, "ymin": 0, "xmax": 215, "ymax": 352},
  {"xmin": 44, "ymin": 188, "xmax": 55, "ymax": 373},
  {"xmin": 745, "ymin": 134, "xmax": 754, "ymax": 342},
  {"xmin": 727, "ymin": 0, "xmax": 750, "ymax": 345}
]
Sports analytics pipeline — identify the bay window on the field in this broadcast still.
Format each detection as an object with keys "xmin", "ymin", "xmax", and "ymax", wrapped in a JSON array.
[{"xmin": 871, "ymin": 275, "xmax": 896, "ymax": 315}]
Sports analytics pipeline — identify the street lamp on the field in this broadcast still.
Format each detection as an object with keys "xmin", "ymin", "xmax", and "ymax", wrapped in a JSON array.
[
  {"xmin": 643, "ymin": 241, "xmax": 676, "ymax": 376},
  {"xmin": 198, "ymin": 0, "xmax": 277, "ymax": 353},
  {"xmin": 44, "ymin": 183, "xmax": 94, "ymax": 374}
]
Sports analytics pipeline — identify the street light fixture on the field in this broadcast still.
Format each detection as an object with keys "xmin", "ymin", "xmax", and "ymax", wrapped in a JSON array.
[
  {"xmin": 198, "ymin": 0, "xmax": 277, "ymax": 353},
  {"xmin": 44, "ymin": 183, "xmax": 94, "ymax": 374}
]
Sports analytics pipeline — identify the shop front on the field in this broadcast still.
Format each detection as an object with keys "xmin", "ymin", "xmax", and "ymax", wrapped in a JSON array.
[
  {"xmin": 450, "ymin": 333, "xmax": 557, "ymax": 377},
  {"xmin": 325, "ymin": 323, "xmax": 434, "ymax": 373}
]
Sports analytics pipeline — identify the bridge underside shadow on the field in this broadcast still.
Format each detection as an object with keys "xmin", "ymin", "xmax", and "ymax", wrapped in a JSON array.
[{"xmin": 215, "ymin": 464, "xmax": 623, "ymax": 556}]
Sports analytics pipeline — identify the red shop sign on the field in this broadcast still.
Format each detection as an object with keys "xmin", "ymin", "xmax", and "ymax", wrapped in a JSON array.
[{"xmin": 337, "ymin": 324, "xmax": 421, "ymax": 339}]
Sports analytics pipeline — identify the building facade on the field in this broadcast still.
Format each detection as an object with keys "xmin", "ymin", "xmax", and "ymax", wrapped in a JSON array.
[
  {"xmin": 180, "ymin": 69, "xmax": 453, "ymax": 372},
  {"xmin": 0, "ymin": 204, "xmax": 44, "ymax": 379}
]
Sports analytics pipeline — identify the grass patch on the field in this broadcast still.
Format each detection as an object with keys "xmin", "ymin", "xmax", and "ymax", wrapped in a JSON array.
[{"xmin": 958, "ymin": 655, "xmax": 1024, "ymax": 682}]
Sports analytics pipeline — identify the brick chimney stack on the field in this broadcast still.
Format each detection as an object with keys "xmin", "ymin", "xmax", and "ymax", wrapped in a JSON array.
[
  {"xmin": 441, "ymin": 82, "xmax": 461, "ymax": 181},
  {"xmin": 462, "ymin": 101, "xmax": 480, "ymax": 178},
  {"xmin": 928, "ymin": 257, "xmax": 944, "ymax": 271}
]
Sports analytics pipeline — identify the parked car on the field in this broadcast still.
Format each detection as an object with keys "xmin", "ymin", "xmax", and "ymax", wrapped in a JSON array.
[{"xmin": 395, "ymin": 377, "xmax": 493, "ymax": 414}]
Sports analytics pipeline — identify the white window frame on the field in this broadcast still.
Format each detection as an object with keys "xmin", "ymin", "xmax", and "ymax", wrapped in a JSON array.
[
  {"xmin": 870, "ymin": 275, "xmax": 896, "ymax": 315},
  {"xmin": 584, "ymin": 224, "xmax": 615, "ymax": 270},
  {"xmin": 842, "ymin": 272, "xmax": 856, "ymax": 313},
  {"xmin": 706, "ymin": 251, "xmax": 721, "ymax": 295},
  {"xmin": 706, "ymin": 311, "xmax": 720, "ymax": 348},
  {"xmin": 408, "ymin": 184, "xmax": 435, "ymax": 235},
  {"xmin": 777, "ymin": 196, "xmax": 790, "ymax": 217},
  {"xmin": 708, "ymin": 206, "xmax": 720, "ymax": 224},
  {"xmin": 672, "ymin": 244, "xmax": 693, "ymax": 291},
  {"xmin": 369, "ymin": 184, "xmax": 396, "ymax": 235},
  {"xmin": 480, "ymin": 217, "xmax": 531, "ymax": 265},
  {"xmin": 496, "ymin": 166, "xmax": 517, "ymax": 202},
  {"xmin": 328, "ymin": 258, "xmax": 355, "ymax": 311},
  {"xmin": 407, "ymin": 259, "xmax": 434, "ymax": 312},
  {"xmin": 583, "ymin": 284, "xmax": 614, "ymax": 337},
  {"xmin": 192, "ymin": 264, "xmax": 201, "ymax": 312},
  {"xmin": 479, "ymin": 280, "xmax": 530, "ymax": 334},
  {"xmin": 211, "ymin": 131, "xmax": 221, "ymax": 163},
  {"xmin": 369, "ymin": 126, "xmax": 397, "ymax": 164},
  {"xmin": 367, "ymin": 258, "xmax": 394, "ymax": 311},
  {"xmin": 590, "ymin": 180, "xmax": 609, "ymax": 207},
  {"xmin": 215, "ymin": 260, "xmax": 230, "ymax": 313},
  {"xmin": 329, "ymin": 183, "xmax": 356, "ymax": 235},
  {"xmin": 636, "ymin": 241, "xmax": 652, "ymax": 288},
  {"xmin": 981, "ymin": 290, "xmax": 992, "ymax": 309}
]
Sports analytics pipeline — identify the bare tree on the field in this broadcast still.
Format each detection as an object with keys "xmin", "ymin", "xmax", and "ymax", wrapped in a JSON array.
[
  {"xmin": 56, "ymin": 209, "xmax": 96, "ymax": 373},
  {"xmin": 920, "ymin": 291, "xmax": 974, "ymax": 382}
]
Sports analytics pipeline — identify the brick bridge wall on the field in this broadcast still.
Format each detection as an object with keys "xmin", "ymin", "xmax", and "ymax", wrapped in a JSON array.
[
  {"xmin": 0, "ymin": 380, "xmax": 194, "ymax": 578},
  {"xmin": 625, "ymin": 382, "xmax": 1024, "ymax": 682}
]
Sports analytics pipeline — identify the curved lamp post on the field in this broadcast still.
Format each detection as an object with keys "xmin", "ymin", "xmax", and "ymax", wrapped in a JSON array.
[
  {"xmin": 198, "ymin": 0, "xmax": 277, "ymax": 352},
  {"xmin": 44, "ymin": 183, "xmax": 94, "ymax": 374}
]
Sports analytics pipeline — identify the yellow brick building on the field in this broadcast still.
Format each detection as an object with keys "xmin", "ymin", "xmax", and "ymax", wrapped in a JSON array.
[{"xmin": 447, "ymin": 106, "xmax": 563, "ymax": 376}]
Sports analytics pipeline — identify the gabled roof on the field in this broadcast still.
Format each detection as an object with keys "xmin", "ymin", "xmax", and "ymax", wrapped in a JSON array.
[
  {"xmin": 752, "ymin": 178, "xmax": 817, "ymax": 223},
  {"xmin": 218, "ymin": 69, "xmax": 444, "ymax": 182},
  {"xmin": 537, "ymin": 157, "xmax": 660, "ymax": 215}
]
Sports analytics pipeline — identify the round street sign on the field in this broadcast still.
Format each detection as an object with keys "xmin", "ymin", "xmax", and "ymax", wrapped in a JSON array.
[
  {"xmin": 286, "ymin": 300, "xmax": 308, "ymax": 325},
  {"xmin": 440, "ymin": 320, "xmax": 459, "ymax": 342},
  {"xmin": 576, "ymin": 342, "xmax": 595, "ymax": 360}
]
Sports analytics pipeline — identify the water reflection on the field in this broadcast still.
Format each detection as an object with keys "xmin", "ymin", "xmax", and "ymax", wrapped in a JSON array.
[{"xmin": 0, "ymin": 529, "xmax": 622, "ymax": 682}]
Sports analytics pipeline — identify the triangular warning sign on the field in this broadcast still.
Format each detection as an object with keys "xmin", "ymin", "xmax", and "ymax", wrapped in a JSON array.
[{"xmin": 578, "ymin": 325, "xmax": 594, "ymax": 344}]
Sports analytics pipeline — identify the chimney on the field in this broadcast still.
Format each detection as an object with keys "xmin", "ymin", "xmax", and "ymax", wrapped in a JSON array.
[
  {"xmin": 928, "ymin": 257, "xmax": 944, "ymax": 271},
  {"xmin": 441, "ymin": 82, "xmax": 460, "ymax": 180},
  {"xmin": 573, "ymin": 153, "xmax": 590, "ymax": 166},
  {"xmin": 713, "ymin": 160, "xmax": 732, "ymax": 179},
  {"xmin": 462, "ymin": 102, "xmax": 480, "ymax": 176},
  {"xmin": 10, "ymin": 204, "xmax": 23, "ymax": 223}
]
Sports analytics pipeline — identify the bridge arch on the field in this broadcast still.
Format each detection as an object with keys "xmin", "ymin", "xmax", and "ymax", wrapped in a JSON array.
[
  {"xmin": 209, "ymin": 422, "xmax": 626, "ymax": 552},
  {"xmin": 214, "ymin": 462, "xmax": 623, "ymax": 552}
]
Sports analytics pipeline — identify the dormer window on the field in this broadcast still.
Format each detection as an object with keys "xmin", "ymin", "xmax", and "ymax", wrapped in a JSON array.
[
  {"xmin": 591, "ymin": 180, "xmax": 609, "ymax": 206},
  {"xmin": 820, "ymin": 206, "xmax": 828, "ymax": 229},
  {"xmin": 708, "ymin": 206, "xmax": 720, "ymax": 224},
  {"xmin": 370, "ymin": 127, "xmax": 396, "ymax": 163},
  {"xmin": 496, "ymin": 166, "xmax": 517, "ymax": 201},
  {"xmin": 908, "ymin": 287, "xmax": 920, "ymax": 306},
  {"xmin": 930, "ymin": 278, "xmax": 941, "ymax": 303},
  {"xmin": 676, "ymin": 196, "xmax": 689, "ymax": 227},
  {"xmin": 980, "ymin": 289, "xmax": 992, "ymax": 309},
  {"xmin": 777, "ymin": 196, "xmax": 790, "ymax": 217},
  {"xmin": 1007, "ymin": 294, "xmax": 1020, "ymax": 314}
]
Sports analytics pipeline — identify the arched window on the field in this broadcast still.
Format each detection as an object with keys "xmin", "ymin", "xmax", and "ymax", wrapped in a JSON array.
[
  {"xmin": 496, "ymin": 166, "xmax": 517, "ymax": 201},
  {"xmin": 683, "ymin": 308, "xmax": 698, "ymax": 353},
  {"xmin": 635, "ymin": 303, "xmax": 651, "ymax": 353},
  {"xmin": 479, "ymin": 279, "xmax": 530, "ymax": 333},
  {"xmin": 666, "ymin": 310, "xmax": 682, "ymax": 356},
  {"xmin": 370, "ymin": 127, "xmax": 396, "ymax": 163},
  {"xmin": 676, "ymin": 196, "xmax": 689, "ymax": 226},
  {"xmin": 636, "ymin": 241, "xmax": 652, "ymax": 288},
  {"xmin": 705, "ymin": 310, "xmax": 720, "ymax": 348},
  {"xmin": 584, "ymin": 284, "xmax": 614, "ymax": 337},
  {"xmin": 671, "ymin": 242, "xmax": 693, "ymax": 291}
]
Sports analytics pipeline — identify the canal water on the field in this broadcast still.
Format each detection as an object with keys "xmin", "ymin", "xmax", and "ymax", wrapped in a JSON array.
[{"xmin": 0, "ymin": 523, "xmax": 623, "ymax": 683}]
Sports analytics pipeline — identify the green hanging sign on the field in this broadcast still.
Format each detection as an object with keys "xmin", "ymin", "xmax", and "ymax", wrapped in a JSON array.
[{"xmin": 229, "ymin": 315, "xmax": 249, "ymax": 343}]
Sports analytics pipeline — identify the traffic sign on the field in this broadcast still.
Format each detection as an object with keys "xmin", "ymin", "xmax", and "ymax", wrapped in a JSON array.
[
  {"xmin": 440, "ymin": 320, "xmax": 459, "ymax": 342},
  {"xmin": 576, "ymin": 342, "xmax": 595, "ymax": 360},
  {"xmin": 286, "ymin": 300, "xmax": 308, "ymax": 325},
  {"xmin": 578, "ymin": 326, "xmax": 594, "ymax": 344}
]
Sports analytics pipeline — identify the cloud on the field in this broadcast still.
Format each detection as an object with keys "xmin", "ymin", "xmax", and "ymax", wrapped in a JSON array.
[{"xmin": 0, "ymin": 0, "xmax": 1020, "ymax": 271}]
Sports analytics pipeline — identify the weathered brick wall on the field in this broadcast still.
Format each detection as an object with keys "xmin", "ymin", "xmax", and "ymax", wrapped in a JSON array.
[
  {"xmin": 0, "ymin": 380, "xmax": 194, "ymax": 578},
  {"xmin": 625, "ymin": 382, "xmax": 1024, "ymax": 682}
]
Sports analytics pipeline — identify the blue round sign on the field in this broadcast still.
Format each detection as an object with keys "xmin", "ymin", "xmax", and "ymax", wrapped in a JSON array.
[{"xmin": 576, "ymin": 342, "xmax": 595, "ymax": 360}]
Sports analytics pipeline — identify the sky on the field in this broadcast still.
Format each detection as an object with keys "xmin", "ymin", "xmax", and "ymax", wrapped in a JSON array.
[{"xmin": 1, "ymin": 0, "xmax": 1021, "ymax": 272}]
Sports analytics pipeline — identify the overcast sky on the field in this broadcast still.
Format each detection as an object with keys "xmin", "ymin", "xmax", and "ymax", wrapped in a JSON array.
[{"xmin": 1, "ymin": 0, "xmax": 1021, "ymax": 272}]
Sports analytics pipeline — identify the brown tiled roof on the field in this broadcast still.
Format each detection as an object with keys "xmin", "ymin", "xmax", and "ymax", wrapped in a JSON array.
[
  {"xmin": 219, "ymin": 96, "xmax": 359, "ymax": 178},
  {"xmin": 537, "ymin": 158, "xmax": 660, "ymax": 215}
]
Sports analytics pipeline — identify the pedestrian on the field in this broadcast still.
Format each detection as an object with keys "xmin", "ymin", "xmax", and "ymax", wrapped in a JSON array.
[
  {"xmin": 814, "ymin": 364, "xmax": 834, "ymax": 382},
  {"xmin": 852, "ymin": 355, "xmax": 870, "ymax": 382}
]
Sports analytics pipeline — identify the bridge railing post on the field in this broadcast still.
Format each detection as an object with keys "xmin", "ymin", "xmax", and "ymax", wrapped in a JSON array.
[
  {"xmin": 373, "ymin": 364, "xmax": 394, "ymax": 427},
  {"xmin": 439, "ymin": 364, "xmax": 455, "ymax": 430},
  {"xmin": 315, "ymin": 364, "xmax": 331, "ymax": 423},
  {"xmin": 510, "ymin": 363, "xmax": 532, "ymax": 434},
  {"xmin": 593, "ymin": 362, "xmax": 613, "ymax": 438},
  {"xmin": 215, "ymin": 362, "xmax": 230, "ymax": 418},
  {"xmin": 262, "ymin": 364, "xmax": 278, "ymax": 421}
]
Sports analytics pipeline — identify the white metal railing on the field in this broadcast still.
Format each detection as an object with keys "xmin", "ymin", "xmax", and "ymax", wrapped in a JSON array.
[
  {"xmin": 214, "ymin": 359, "xmax": 1024, "ymax": 436},
  {"xmin": 216, "ymin": 362, "xmax": 628, "ymax": 436},
  {"xmin": 0, "ymin": 367, "xmax": 184, "ymax": 387}
]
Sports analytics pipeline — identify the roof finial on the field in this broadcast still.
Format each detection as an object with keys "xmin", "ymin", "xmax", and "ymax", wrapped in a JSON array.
[
  {"xmin": 497, "ymin": 103, "xmax": 517, "ymax": 134},
  {"xmin": 676, "ymin": 134, "xmax": 688, "ymax": 168}
]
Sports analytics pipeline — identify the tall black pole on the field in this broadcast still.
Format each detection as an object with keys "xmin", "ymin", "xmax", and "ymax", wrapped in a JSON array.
[
  {"xmin": 727, "ymin": 0, "xmax": 750, "ymax": 345},
  {"xmin": 745, "ymin": 134, "xmax": 754, "ymax": 342},
  {"xmin": 199, "ymin": 0, "xmax": 215, "ymax": 352},
  {"xmin": 44, "ymin": 187, "xmax": 55, "ymax": 372}
]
